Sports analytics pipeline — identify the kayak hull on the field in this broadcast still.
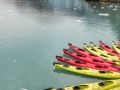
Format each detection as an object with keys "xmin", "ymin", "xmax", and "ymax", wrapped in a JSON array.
[
  {"xmin": 56, "ymin": 56, "xmax": 120, "ymax": 72},
  {"xmin": 54, "ymin": 62, "xmax": 120, "ymax": 79},
  {"xmin": 44, "ymin": 79, "xmax": 120, "ymax": 90}
]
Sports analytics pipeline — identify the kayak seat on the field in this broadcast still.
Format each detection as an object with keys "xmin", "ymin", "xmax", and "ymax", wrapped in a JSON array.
[
  {"xmin": 117, "ymin": 46, "xmax": 120, "ymax": 49},
  {"xmin": 75, "ymin": 61, "xmax": 85, "ymax": 64},
  {"xmin": 93, "ymin": 45, "xmax": 97, "ymax": 47},
  {"xmin": 98, "ymin": 82, "xmax": 105, "ymax": 87},
  {"xmin": 98, "ymin": 47, "xmax": 104, "ymax": 51},
  {"xmin": 100, "ymin": 54, "xmax": 107, "ymax": 57},
  {"xmin": 105, "ymin": 45, "xmax": 110, "ymax": 49},
  {"xmin": 112, "ymin": 51, "xmax": 119, "ymax": 54},
  {"xmin": 99, "ymin": 71, "xmax": 112, "ymax": 74},
  {"xmin": 93, "ymin": 59, "xmax": 103, "ymax": 63},
  {"xmin": 78, "ymin": 48, "xmax": 85, "ymax": 51},
  {"xmin": 117, "ymin": 68, "xmax": 120, "ymax": 71},
  {"xmin": 56, "ymin": 88, "xmax": 65, "ymax": 90},
  {"xmin": 77, "ymin": 54, "xmax": 84, "ymax": 57},
  {"xmin": 98, "ymin": 81, "xmax": 113, "ymax": 87},
  {"xmin": 73, "ymin": 86, "xmax": 80, "ymax": 90},
  {"xmin": 89, "ymin": 54, "xmax": 95, "ymax": 56},
  {"xmin": 107, "ymin": 53, "xmax": 114, "ymax": 56},
  {"xmin": 95, "ymin": 65, "xmax": 107, "ymax": 68},
  {"xmin": 91, "ymin": 49, "xmax": 97, "ymax": 52},
  {"xmin": 76, "ymin": 67, "xmax": 89, "ymax": 70},
  {"xmin": 63, "ymin": 64, "xmax": 70, "ymax": 68},
  {"xmin": 76, "ymin": 67, "xmax": 82, "ymax": 70}
]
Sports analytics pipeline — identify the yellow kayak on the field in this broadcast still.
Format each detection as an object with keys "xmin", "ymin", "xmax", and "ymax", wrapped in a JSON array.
[
  {"xmin": 53, "ymin": 62, "xmax": 120, "ymax": 79},
  {"xmin": 112, "ymin": 41, "xmax": 120, "ymax": 53},
  {"xmin": 110, "ymin": 86, "xmax": 120, "ymax": 90},
  {"xmin": 90, "ymin": 42, "xmax": 120, "ymax": 61},
  {"xmin": 83, "ymin": 43, "xmax": 120, "ymax": 64},
  {"xmin": 44, "ymin": 79, "xmax": 120, "ymax": 90}
]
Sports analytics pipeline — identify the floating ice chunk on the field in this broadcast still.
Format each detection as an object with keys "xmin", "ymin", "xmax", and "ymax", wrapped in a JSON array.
[
  {"xmin": 98, "ymin": 13, "xmax": 109, "ymax": 16},
  {"xmin": 113, "ymin": 9, "xmax": 117, "ymax": 10},
  {"xmin": 7, "ymin": 10, "xmax": 12, "ymax": 11},
  {"xmin": 76, "ymin": 20, "xmax": 81, "ymax": 22},
  {"xmin": 26, "ymin": 10, "xmax": 30, "ymax": 11},
  {"xmin": 101, "ymin": 7, "xmax": 104, "ymax": 9},
  {"xmin": 13, "ymin": 60, "xmax": 17, "ymax": 62},
  {"xmin": 43, "ymin": 28, "xmax": 46, "ymax": 30},
  {"xmin": 8, "ymin": 32, "xmax": 13, "ymax": 34},
  {"xmin": 21, "ymin": 88, "xmax": 28, "ymax": 90},
  {"xmin": 9, "ymin": 14, "xmax": 14, "ymax": 16},
  {"xmin": 109, "ymin": 5, "xmax": 113, "ymax": 8}
]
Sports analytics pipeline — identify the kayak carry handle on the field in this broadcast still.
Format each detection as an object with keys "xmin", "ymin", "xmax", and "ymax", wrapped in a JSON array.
[
  {"xmin": 90, "ymin": 42, "xmax": 93, "ymax": 44},
  {"xmin": 68, "ymin": 43, "xmax": 72, "ymax": 46},
  {"xmin": 56, "ymin": 88, "xmax": 65, "ymax": 90},
  {"xmin": 99, "ymin": 40, "xmax": 102, "ymax": 43},
  {"xmin": 63, "ymin": 49, "xmax": 68, "ymax": 52},
  {"xmin": 63, "ymin": 49, "xmax": 73, "ymax": 54},
  {"xmin": 53, "ymin": 62, "xmax": 61, "ymax": 65},
  {"xmin": 56, "ymin": 56, "xmax": 63, "ymax": 59},
  {"xmin": 44, "ymin": 87, "xmax": 53, "ymax": 90},
  {"xmin": 63, "ymin": 64, "xmax": 70, "ymax": 68},
  {"xmin": 83, "ymin": 43, "xmax": 86, "ymax": 45}
]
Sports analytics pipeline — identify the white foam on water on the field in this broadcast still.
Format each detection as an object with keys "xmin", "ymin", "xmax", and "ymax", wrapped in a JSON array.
[
  {"xmin": 76, "ymin": 20, "xmax": 81, "ymax": 22},
  {"xmin": 98, "ymin": 13, "xmax": 109, "ymax": 16}
]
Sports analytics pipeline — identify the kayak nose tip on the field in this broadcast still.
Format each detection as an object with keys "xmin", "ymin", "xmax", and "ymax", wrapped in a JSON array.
[
  {"xmin": 56, "ymin": 56, "xmax": 59, "ymax": 58},
  {"xmin": 63, "ymin": 49, "xmax": 68, "ymax": 51},
  {"xmin": 83, "ymin": 43, "xmax": 86, "ymax": 45},
  {"xmin": 56, "ymin": 56, "xmax": 62, "ymax": 58},
  {"xmin": 68, "ymin": 43, "xmax": 72, "ymax": 46},
  {"xmin": 90, "ymin": 42, "xmax": 93, "ymax": 44},
  {"xmin": 53, "ymin": 62, "xmax": 56, "ymax": 65}
]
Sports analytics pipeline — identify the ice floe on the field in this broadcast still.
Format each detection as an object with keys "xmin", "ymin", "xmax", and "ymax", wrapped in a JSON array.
[
  {"xmin": 76, "ymin": 20, "xmax": 81, "ymax": 22},
  {"xmin": 98, "ymin": 13, "xmax": 109, "ymax": 16}
]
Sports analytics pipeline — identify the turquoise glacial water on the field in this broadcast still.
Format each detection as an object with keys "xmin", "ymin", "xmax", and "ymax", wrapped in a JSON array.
[{"xmin": 0, "ymin": 0, "xmax": 120, "ymax": 90}]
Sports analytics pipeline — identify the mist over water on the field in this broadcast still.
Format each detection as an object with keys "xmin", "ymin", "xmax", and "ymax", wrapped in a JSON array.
[{"xmin": 0, "ymin": 0, "xmax": 120, "ymax": 90}]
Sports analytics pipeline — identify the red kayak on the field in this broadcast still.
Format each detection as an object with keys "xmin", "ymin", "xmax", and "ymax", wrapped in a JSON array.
[
  {"xmin": 99, "ymin": 40, "xmax": 120, "ymax": 58},
  {"xmin": 56, "ymin": 56, "xmax": 120, "ymax": 72},
  {"xmin": 118, "ymin": 40, "xmax": 120, "ymax": 46},
  {"xmin": 68, "ymin": 43, "xmax": 114, "ymax": 64},
  {"xmin": 63, "ymin": 49, "xmax": 115, "ymax": 67}
]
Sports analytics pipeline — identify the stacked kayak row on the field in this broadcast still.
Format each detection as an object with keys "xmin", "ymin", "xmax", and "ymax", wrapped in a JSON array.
[
  {"xmin": 44, "ymin": 79, "xmax": 120, "ymax": 90},
  {"xmin": 53, "ymin": 41, "xmax": 120, "ymax": 79},
  {"xmin": 45, "ymin": 40, "xmax": 120, "ymax": 90}
]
